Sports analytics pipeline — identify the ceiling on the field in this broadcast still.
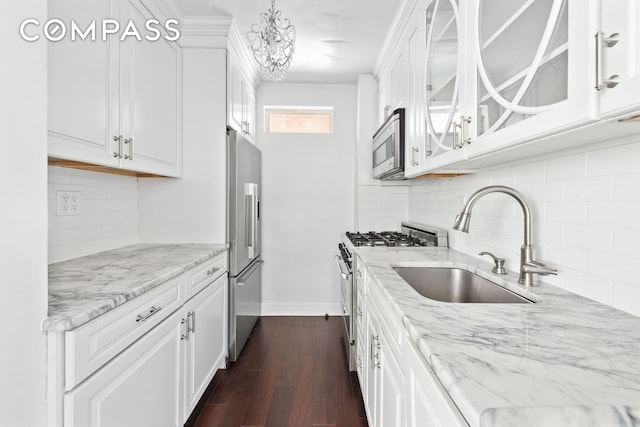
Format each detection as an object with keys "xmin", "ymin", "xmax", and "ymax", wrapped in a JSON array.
[{"xmin": 174, "ymin": 0, "xmax": 403, "ymax": 84}]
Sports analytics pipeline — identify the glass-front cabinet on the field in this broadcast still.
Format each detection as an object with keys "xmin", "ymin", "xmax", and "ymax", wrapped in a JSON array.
[
  {"xmin": 464, "ymin": 0, "xmax": 596, "ymax": 159},
  {"xmin": 382, "ymin": 0, "xmax": 639, "ymax": 177},
  {"xmin": 423, "ymin": 0, "xmax": 463, "ymax": 165}
]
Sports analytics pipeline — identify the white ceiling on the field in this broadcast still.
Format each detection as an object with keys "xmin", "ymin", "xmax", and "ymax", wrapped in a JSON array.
[{"xmin": 174, "ymin": 0, "xmax": 403, "ymax": 83}]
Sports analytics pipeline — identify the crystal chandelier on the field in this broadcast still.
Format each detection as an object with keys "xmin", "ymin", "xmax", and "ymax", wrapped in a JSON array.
[{"xmin": 247, "ymin": 0, "xmax": 296, "ymax": 81}]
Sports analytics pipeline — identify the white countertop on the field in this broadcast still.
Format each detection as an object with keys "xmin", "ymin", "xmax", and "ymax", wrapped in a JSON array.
[
  {"xmin": 355, "ymin": 246, "xmax": 640, "ymax": 427},
  {"xmin": 45, "ymin": 244, "xmax": 228, "ymax": 332}
]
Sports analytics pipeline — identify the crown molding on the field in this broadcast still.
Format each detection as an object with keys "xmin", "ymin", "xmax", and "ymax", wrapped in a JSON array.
[{"xmin": 177, "ymin": 16, "xmax": 233, "ymax": 48}]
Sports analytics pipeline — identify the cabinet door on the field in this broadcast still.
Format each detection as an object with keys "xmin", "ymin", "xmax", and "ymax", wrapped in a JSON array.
[
  {"xmin": 379, "ymin": 77, "xmax": 392, "ymax": 123},
  {"xmin": 406, "ymin": 343, "xmax": 467, "ymax": 427},
  {"xmin": 64, "ymin": 310, "xmax": 183, "ymax": 427},
  {"xmin": 229, "ymin": 62, "xmax": 245, "ymax": 133},
  {"xmin": 244, "ymin": 88, "xmax": 256, "ymax": 141},
  {"xmin": 405, "ymin": 17, "xmax": 424, "ymax": 177},
  {"xmin": 183, "ymin": 276, "xmax": 227, "ymax": 422},
  {"xmin": 379, "ymin": 335, "xmax": 404, "ymax": 427},
  {"xmin": 48, "ymin": 0, "xmax": 120, "ymax": 167},
  {"xmin": 599, "ymin": 0, "xmax": 640, "ymax": 118},
  {"xmin": 466, "ymin": 0, "xmax": 596, "ymax": 156},
  {"xmin": 364, "ymin": 311, "xmax": 380, "ymax": 427},
  {"xmin": 421, "ymin": 0, "xmax": 468, "ymax": 173},
  {"xmin": 390, "ymin": 50, "xmax": 406, "ymax": 112},
  {"xmin": 121, "ymin": 0, "xmax": 181, "ymax": 177}
]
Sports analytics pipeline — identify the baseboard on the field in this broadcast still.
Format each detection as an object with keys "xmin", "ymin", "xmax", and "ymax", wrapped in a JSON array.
[{"xmin": 260, "ymin": 302, "xmax": 343, "ymax": 316}]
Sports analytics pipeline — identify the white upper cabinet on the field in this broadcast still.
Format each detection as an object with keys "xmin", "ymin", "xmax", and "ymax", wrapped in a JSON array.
[
  {"xmin": 465, "ymin": 0, "xmax": 596, "ymax": 159},
  {"xmin": 418, "ymin": 0, "xmax": 468, "ymax": 175},
  {"xmin": 48, "ymin": 0, "xmax": 120, "ymax": 168},
  {"xmin": 228, "ymin": 52, "xmax": 257, "ymax": 142},
  {"xmin": 598, "ymin": 0, "xmax": 640, "ymax": 119},
  {"xmin": 377, "ymin": 0, "xmax": 640, "ymax": 176},
  {"xmin": 48, "ymin": 0, "xmax": 182, "ymax": 177},
  {"xmin": 378, "ymin": 49, "xmax": 406, "ymax": 124},
  {"xmin": 121, "ymin": 0, "xmax": 182, "ymax": 176}
]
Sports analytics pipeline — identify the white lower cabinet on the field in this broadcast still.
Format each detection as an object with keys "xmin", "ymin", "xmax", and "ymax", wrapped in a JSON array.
[
  {"xmin": 183, "ymin": 275, "xmax": 227, "ymax": 421},
  {"xmin": 363, "ymin": 279, "xmax": 405, "ymax": 427},
  {"xmin": 406, "ymin": 343, "xmax": 468, "ymax": 427},
  {"xmin": 64, "ymin": 309, "xmax": 183, "ymax": 427},
  {"xmin": 52, "ymin": 253, "xmax": 229, "ymax": 427},
  {"xmin": 359, "ymin": 261, "xmax": 467, "ymax": 427}
]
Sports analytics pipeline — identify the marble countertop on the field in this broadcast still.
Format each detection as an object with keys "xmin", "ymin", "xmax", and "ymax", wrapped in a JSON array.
[
  {"xmin": 355, "ymin": 246, "xmax": 640, "ymax": 427},
  {"xmin": 45, "ymin": 244, "xmax": 228, "ymax": 332}
]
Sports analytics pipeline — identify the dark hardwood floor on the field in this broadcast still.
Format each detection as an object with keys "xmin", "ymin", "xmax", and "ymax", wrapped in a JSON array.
[{"xmin": 193, "ymin": 316, "xmax": 368, "ymax": 427}]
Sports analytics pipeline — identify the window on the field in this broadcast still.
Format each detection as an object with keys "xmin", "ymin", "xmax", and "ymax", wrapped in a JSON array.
[{"xmin": 265, "ymin": 106, "xmax": 334, "ymax": 134}]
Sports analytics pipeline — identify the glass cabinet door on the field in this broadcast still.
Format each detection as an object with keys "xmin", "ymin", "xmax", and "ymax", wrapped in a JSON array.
[
  {"xmin": 474, "ymin": 0, "xmax": 569, "ymax": 138},
  {"xmin": 424, "ymin": 0, "xmax": 461, "ymax": 160}
]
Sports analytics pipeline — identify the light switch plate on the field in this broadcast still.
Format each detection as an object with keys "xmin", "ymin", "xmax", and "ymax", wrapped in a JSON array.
[{"xmin": 56, "ymin": 191, "xmax": 82, "ymax": 216}]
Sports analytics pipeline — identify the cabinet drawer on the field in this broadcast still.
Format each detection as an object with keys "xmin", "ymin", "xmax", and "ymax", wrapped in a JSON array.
[
  {"xmin": 64, "ymin": 275, "xmax": 184, "ymax": 390},
  {"xmin": 185, "ymin": 253, "xmax": 227, "ymax": 299}
]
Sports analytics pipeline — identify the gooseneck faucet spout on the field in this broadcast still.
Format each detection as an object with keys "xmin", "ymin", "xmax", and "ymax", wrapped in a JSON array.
[{"xmin": 453, "ymin": 185, "xmax": 557, "ymax": 287}]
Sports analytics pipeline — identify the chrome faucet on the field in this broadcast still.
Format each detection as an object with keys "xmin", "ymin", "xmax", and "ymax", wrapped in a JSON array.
[{"xmin": 453, "ymin": 185, "xmax": 557, "ymax": 287}]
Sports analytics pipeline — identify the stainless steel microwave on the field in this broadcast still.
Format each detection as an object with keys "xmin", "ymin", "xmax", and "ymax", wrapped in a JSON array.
[{"xmin": 372, "ymin": 108, "xmax": 405, "ymax": 180}]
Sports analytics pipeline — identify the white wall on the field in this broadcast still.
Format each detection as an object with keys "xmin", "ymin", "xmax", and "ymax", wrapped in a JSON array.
[
  {"xmin": 48, "ymin": 167, "xmax": 138, "ymax": 263},
  {"xmin": 138, "ymin": 48, "xmax": 228, "ymax": 244},
  {"xmin": 409, "ymin": 140, "xmax": 640, "ymax": 316},
  {"xmin": 356, "ymin": 75, "xmax": 409, "ymax": 231},
  {"xmin": 256, "ymin": 83, "xmax": 357, "ymax": 315},
  {"xmin": 0, "ymin": 1, "xmax": 49, "ymax": 425}
]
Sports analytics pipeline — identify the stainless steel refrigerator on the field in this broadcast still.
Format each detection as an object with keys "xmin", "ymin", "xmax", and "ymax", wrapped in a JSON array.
[{"xmin": 227, "ymin": 127, "xmax": 263, "ymax": 362}]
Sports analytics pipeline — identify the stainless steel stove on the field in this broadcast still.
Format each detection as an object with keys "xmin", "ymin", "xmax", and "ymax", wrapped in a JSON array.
[{"xmin": 336, "ymin": 222, "xmax": 448, "ymax": 371}]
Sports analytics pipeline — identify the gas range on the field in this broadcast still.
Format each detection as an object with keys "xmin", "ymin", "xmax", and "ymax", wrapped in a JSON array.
[
  {"xmin": 344, "ymin": 222, "xmax": 449, "ymax": 248},
  {"xmin": 336, "ymin": 222, "xmax": 448, "ymax": 372},
  {"xmin": 345, "ymin": 231, "xmax": 428, "ymax": 247}
]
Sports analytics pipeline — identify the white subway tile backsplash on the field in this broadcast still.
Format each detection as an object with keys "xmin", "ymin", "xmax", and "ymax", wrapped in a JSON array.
[
  {"xmin": 587, "ymin": 201, "xmax": 638, "ymax": 229},
  {"xmin": 409, "ymin": 140, "xmax": 640, "ymax": 317},
  {"xmin": 587, "ymin": 143, "xmax": 640, "ymax": 176},
  {"xmin": 562, "ymin": 269, "xmax": 613, "ymax": 306},
  {"xmin": 612, "ymin": 228, "xmax": 640, "ymax": 258},
  {"xmin": 613, "ymin": 174, "xmax": 640, "ymax": 201},
  {"xmin": 544, "ymin": 201, "xmax": 587, "ymax": 224},
  {"xmin": 546, "ymin": 154, "xmax": 586, "ymax": 180},
  {"xmin": 48, "ymin": 166, "xmax": 138, "ymax": 263},
  {"xmin": 612, "ymin": 282, "xmax": 640, "ymax": 317},
  {"xmin": 564, "ymin": 224, "xmax": 612, "ymax": 253},
  {"xmin": 564, "ymin": 176, "xmax": 613, "ymax": 201}
]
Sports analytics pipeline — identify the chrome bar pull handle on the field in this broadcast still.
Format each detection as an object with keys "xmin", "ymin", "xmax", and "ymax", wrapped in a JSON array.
[
  {"xmin": 123, "ymin": 138, "xmax": 133, "ymax": 160},
  {"xmin": 187, "ymin": 311, "xmax": 196, "ymax": 334},
  {"xmin": 411, "ymin": 146, "xmax": 419, "ymax": 166},
  {"xmin": 595, "ymin": 32, "xmax": 620, "ymax": 91},
  {"xmin": 460, "ymin": 116, "xmax": 472, "ymax": 146},
  {"xmin": 136, "ymin": 305, "xmax": 162, "ymax": 322},
  {"xmin": 113, "ymin": 135, "xmax": 123, "ymax": 158},
  {"xmin": 180, "ymin": 318, "xmax": 188, "ymax": 341}
]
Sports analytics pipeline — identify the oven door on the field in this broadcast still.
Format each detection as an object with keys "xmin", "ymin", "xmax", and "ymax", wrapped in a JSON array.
[{"xmin": 335, "ymin": 254, "xmax": 355, "ymax": 371}]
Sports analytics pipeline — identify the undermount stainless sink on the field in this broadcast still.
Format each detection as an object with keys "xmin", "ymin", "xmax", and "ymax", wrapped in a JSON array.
[{"xmin": 392, "ymin": 267, "xmax": 533, "ymax": 304}]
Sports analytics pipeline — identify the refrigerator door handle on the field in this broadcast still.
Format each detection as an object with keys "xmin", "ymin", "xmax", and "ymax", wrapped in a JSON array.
[
  {"xmin": 236, "ymin": 260, "xmax": 264, "ymax": 286},
  {"xmin": 245, "ymin": 183, "xmax": 259, "ymax": 259}
]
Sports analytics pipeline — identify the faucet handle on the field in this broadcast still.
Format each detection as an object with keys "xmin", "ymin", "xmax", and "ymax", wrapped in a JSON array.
[{"xmin": 479, "ymin": 251, "xmax": 507, "ymax": 275}]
